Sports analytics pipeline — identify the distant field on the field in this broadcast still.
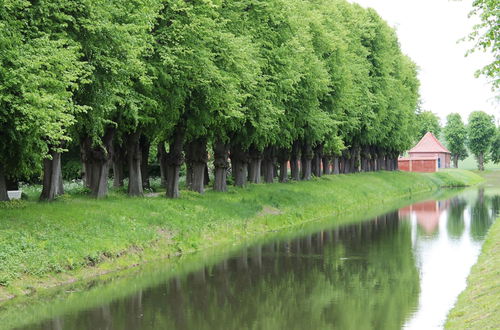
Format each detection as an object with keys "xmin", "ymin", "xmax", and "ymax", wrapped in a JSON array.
[{"xmin": 458, "ymin": 155, "xmax": 500, "ymax": 170}]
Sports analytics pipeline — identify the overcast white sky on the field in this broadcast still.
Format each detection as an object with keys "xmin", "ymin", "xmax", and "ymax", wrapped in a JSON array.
[{"xmin": 349, "ymin": 0, "xmax": 499, "ymax": 124}]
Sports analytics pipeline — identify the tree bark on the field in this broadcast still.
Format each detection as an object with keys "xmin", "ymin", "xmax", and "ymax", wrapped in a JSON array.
[
  {"xmin": 80, "ymin": 138, "xmax": 91, "ymax": 188},
  {"xmin": 277, "ymin": 148, "xmax": 290, "ymax": 183},
  {"xmin": 248, "ymin": 146, "xmax": 262, "ymax": 184},
  {"xmin": 230, "ymin": 144, "xmax": 248, "ymax": 187},
  {"xmin": 322, "ymin": 156, "xmax": 331, "ymax": 175},
  {"xmin": 213, "ymin": 140, "xmax": 229, "ymax": 192},
  {"xmin": 385, "ymin": 156, "xmax": 392, "ymax": 171},
  {"xmin": 312, "ymin": 145, "xmax": 323, "ymax": 177},
  {"xmin": 204, "ymin": 164, "xmax": 210, "ymax": 186},
  {"xmin": 112, "ymin": 141, "xmax": 126, "ymax": 188},
  {"xmin": 343, "ymin": 151, "xmax": 352, "ymax": 174},
  {"xmin": 333, "ymin": 156, "xmax": 340, "ymax": 175},
  {"xmin": 82, "ymin": 128, "xmax": 115, "ymax": 198},
  {"xmin": 185, "ymin": 137, "xmax": 207, "ymax": 194},
  {"xmin": 262, "ymin": 146, "xmax": 275, "ymax": 183},
  {"xmin": 0, "ymin": 165, "xmax": 10, "ymax": 201},
  {"xmin": 453, "ymin": 154, "xmax": 459, "ymax": 168},
  {"xmin": 158, "ymin": 142, "xmax": 167, "ymax": 188},
  {"xmin": 290, "ymin": 140, "xmax": 301, "ymax": 181},
  {"xmin": 40, "ymin": 150, "xmax": 64, "ymax": 201},
  {"xmin": 369, "ymin": 149, "xmax": 376, "ymax": 172},
  {"xmin": 126, "ymin": 131, "xmax": 143, "ymax": 197},
  {"xmin": 378, "ymin": 154, "xmax": 386, "ymax": 171},
  {"xmin": 361, "ymin": 147, "xmax": 370, "ymax": 172},
  {"xmin": 301, "ymin": 142, "xmax": 313, "ymax": 181},
  {"xmin": 351, "ymin": 147, "xmax": 360, "ymax": 173},
  {"xmin": 478, "ymin": 153, "xmax": 484, "ymax": 171},
  {"xmin": 140, "ymin": 134, "xmax": 150, "ymax": 189},
  {"xmin": 166, "ymin": 124, "xmax": 185, "ymax": 198}
]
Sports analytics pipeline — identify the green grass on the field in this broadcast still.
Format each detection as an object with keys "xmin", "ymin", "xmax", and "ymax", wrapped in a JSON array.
[
  {"xmin": 446, "ymin": 216, "xmax": 500, "ymax": 329},
  {"xmin": 0, "ymin": 169, "xmax": 482, "ymax": 300}
]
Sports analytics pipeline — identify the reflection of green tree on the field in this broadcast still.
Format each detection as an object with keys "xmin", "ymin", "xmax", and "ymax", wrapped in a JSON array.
[
  {"xmin": 447, "ymin": 197, "xmax": 467, "ymax": 239},
  {"xmin": 31, "ymin": 213, "xmax": 419, "ymax": 330},
  {"xmin": 470, "ymin": 189, "xmax": 494, "ymax": 241},
  {"xmin": 491, "ymin": 195, "xmax": 500, "ymax": 218}
]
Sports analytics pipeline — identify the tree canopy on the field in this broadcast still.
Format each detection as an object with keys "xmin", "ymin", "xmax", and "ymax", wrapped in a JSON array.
[
  {"xmin": 444, "ymin": 113, "xmax": 468, "ymax": 168},
  {"xmin": 467, "ymin": 0, "xmax": 500, "ymax": 93},
  {"xmin": 415, "ymin": 111, "xmax": 441, "ymax": 140},
  {"xmin": 467, "ymin": 111, "xmax": 496, "ymax": 170},
  {"xmin": 0, "ymin": 0, "xmax": 421, "ymax": 200}
]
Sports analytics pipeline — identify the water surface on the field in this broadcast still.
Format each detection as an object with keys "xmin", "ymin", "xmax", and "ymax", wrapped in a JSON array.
[{"xmin": 5, "ymin": 188, "xmax": 499, "ymax": 330}]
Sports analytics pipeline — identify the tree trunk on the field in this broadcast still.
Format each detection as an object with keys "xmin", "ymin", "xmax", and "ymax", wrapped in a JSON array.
[
  {"xmin": 339, "ymin": 156, "xmax": 344, "ymax": 174},
  {"xmin": 378, "ymin": 155, "xmax": 386, "ymax": 171},
  {"xmin": 140, "ymin": 135, "xmax": 150, "ymax": 189},
  {"xmin": 230, "ymin": 145, "xmax": 248, "ymax": 187},
  {"xmin": 343, "ymin": 153, "xmax": 351, "ymax": 174},
  {"xmin": 80, "ymin": 139, "xmax": 91, "ymax": 188},
  {"xmin": 82, "ymin": 128, "xmax": 115, "ymax": 198},
  {"xmin": 301, "ymin": 142, "xmax": 313, "ymax": 181},
  {"xmin": 393, "ymin": 156, "xmax": 399, "ymax": 171},
  {"xmin": 166, "ymin": 124, "xmax": 185, "ymax": 198},
  {"xmin": 290, "ymin": 141, "xmax": 301, "ymax": 181},
  {"xmin": 262, "ymin": 146, "xmax": 275, "ymax": 183},
  {"xmin": 385, "ymin": 157, "xmax": 392, "ymax": 171},
  {"xmin": 322, "ymin": 156, "xmax": 331, "ymax": 175},
  {"xmin": 351, "ymin": 148, "xmax": 360, "ymax": 173},
  {"xmin": 278, "ymin": 160, "xmax": 288, "ymax": 183},
  {"xmin": 248, "ymin": 146, "xmax": 262, "ymax": 184},
  {"xmin": 333, "ymin": 157, "xmax": 340, "ymax": 175},
  {"xmin": 453, "ymin": 154, "xmax": 459, "ymax": 168},
  {"xmin": 277, "ymin": 148, "xmax": 290, "ymax": 183},
  {"xmin": 112, "ymin": 141, "xmax": 126, "ymax": 188},
  {"xmin": 370, "ymin": 150, "xmax": 376, "ymax": 171},
  {"xmin": 0, "ymin": 165, "xmax": 10, "ymax": 201},
  {"xmin": 478, "ymin": 153, "xmax": 484, "ymax": 171},
  {"xmin": 158, "ymin": 142, "xmax": 167, "ymax": 188},
  {"xmin": 185, "ymin": 137, "xmax": 207, "ymax": 194},
  {"xmin": 213, "ymin": 140, "xmax": 229, "ymax": 192},
  {"xmin": 360, "ymin": 151, "xmax": 368, "ymax": 172},
  {"xmin": 204, "ymin": 164, "xmax": 210, "ymax": 186},
  {"xmin": 313, "ymin": 145, "xmax": 323, "ymax": 177},
  {"xmin": 40, "ymin": 150, "xmax": 64, "ymax": 201},
  {"xmin": 126, "ymin": 131, "xmax": 143, "ymax": 197}
]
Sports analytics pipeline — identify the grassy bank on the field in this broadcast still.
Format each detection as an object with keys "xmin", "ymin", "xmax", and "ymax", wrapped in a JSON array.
[
  {"xmin": 446, "ymin": 216, "xmax": 500, "ymax": 329},
  {"xmin": 0, "ymin": 169, "xmax": 482, "ymax": 301}
]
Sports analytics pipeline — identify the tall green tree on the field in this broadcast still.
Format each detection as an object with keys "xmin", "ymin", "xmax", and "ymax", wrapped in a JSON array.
[
  {"xmin": 415, "ymin": 111, "xmax": 441, "ymax": 140},
  {"xmin": 71, "ymin": 0, "xmax": 161, "ymax": 198},
  {"xmin": 467, "ymin": 111, "xmax": 496, "ymax": 170},
  {"xmin": 444, "ymin": 113, "xmax": 468, "ymax": 168},
  {"xmin": 0, "ymin": 0, "xmax": 87, "ymax": 201}
]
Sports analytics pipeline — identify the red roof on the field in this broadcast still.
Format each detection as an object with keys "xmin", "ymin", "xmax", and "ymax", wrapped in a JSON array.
[{"xmin": 409, "ymin": 132, "xmax": 451, "ymax": 154}]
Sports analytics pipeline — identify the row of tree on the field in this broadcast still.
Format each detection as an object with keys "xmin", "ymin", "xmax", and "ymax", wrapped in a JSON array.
[
  {"xmin": 0, "ymin": 0, "xmax": 421, "ymax": 201},
  {"xmin": 423, "ymin": 110, "xmax": 499, "ymax": 170}
]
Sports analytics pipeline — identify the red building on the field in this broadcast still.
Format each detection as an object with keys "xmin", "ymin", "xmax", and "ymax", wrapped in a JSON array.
[{"xmin": 398, "ymin": 132, "xmax": 451, "ymax": 172}]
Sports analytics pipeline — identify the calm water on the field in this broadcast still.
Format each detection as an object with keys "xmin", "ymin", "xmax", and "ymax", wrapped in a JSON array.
[{"xmin": 5, "ymin": 188, "xmax": 499, "ymax": 330}]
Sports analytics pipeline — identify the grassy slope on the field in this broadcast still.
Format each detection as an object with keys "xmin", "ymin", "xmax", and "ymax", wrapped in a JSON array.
[
  {"xmin": 445, "ymin": 217, "xmax": 500, "ymax": 329},
  {"xmin": 0, "ymin": 170, "xmax": 482, "ymax": 300}
]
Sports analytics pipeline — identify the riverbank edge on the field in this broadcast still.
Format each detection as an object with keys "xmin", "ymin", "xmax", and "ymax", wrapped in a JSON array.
[
  {"xmin": 445, "ymin": 216, "xmax": 500, "ymax": 329},
  {"xmin": 0, "ymin": 170, "xmax": 483, "ymax": 302}
]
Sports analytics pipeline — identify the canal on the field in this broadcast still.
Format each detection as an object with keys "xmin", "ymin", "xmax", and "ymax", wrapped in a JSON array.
[{"xmin": 3, "ymin": 187, "xmax": 499, "ymax": 329}]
